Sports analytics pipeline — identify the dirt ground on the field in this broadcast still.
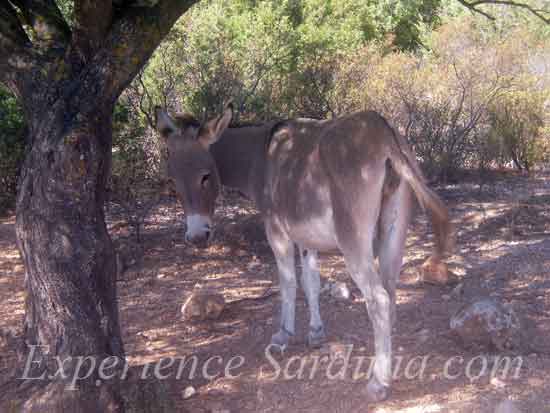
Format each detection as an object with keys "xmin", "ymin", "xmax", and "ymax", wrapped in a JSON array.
[{"xmin": 1, "ymin": 171, "xmax": 550, "ymax": 413}]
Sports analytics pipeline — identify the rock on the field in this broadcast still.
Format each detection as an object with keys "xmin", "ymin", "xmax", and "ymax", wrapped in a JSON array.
[
  {"xmin": 330, "ymin": 282, "xmax": 351, "ymax": 300},
  {"xmin": 181, "ymin": 289, "xmax": 225, "ymax": 321},
  {"xmin": 450, "ymin": 298, "xmax": 522, "ymax": 351},
  {"xmin": 420, "ymin": 256, "xmax": 456, "ymax": 285},
  {"xmin": 494, "ymin": 400, "xmax": 520, "ymax": 413},
  {"xmin": 182, "ymin": 386, "xmax": 196, "ymax": 400}
]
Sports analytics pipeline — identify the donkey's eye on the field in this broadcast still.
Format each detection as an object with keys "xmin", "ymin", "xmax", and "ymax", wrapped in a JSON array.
[{"xmin": 201, "ymin": 173, "xmax": 211, "ymax": 188}]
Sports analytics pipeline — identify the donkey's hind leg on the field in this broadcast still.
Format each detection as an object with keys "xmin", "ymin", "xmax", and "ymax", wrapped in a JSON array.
[
  {"xmin": 299, "ymin": 248, "xmax": 325, "ymax": 348},
  {"xmin": 265, "ymin": 218, "xmax": 296, "ymax": 350},
  {"xmin": 331, "ymin": 169, "xmax": 392, "ymax": 402},
  {"xmin": 378, "ymin": 180, "xmax": 412, "ymax": 326}
]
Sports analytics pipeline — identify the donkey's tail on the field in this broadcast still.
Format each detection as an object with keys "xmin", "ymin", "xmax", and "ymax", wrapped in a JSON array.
[{"xmin": 387, "ymin": 132, "xmax": 453, "ymax": 258}]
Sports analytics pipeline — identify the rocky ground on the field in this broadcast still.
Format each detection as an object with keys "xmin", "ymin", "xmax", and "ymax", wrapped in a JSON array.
[{"xmin": 1, "ymin": 171, "xmax": 549, "ymax": 412}]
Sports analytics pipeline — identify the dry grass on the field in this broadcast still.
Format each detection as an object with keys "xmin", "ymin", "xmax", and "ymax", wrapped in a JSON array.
[{"xmin": 1, "ymin": 172, "xmax": 550, "ymax": 412}]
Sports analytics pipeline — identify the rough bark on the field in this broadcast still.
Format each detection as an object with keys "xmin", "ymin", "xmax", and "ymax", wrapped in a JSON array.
[{"xmin": 16, "ymin": 90, "xmax": 124, "ymax": 412}]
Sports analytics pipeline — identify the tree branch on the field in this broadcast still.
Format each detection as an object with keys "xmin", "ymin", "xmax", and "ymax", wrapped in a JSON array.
[
  {"xmin": 73, "ymin": 0, "xmax": 113, "ymax": 59},
  {"xmin": 9, "ymin": 0, "xmax": 71, "ymax": 46},
  {"xmin": 100, "ymin": 0, "xmax": 199, "ymax": 100},
  {"xmin": 136, "ymin": 69, "xmax": 156, "ymax": 128},
  {"xmin": 0, "ymin": 2, "xmax": 34, "ymax": 86},
  {"xmin": 456, "ymin": 0, "xmax": 549, "ymax": 24}
]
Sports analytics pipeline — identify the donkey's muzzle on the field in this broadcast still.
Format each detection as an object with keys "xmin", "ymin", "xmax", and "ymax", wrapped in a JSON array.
[{"xmin": 185, "ymin": 214, "xmax": 213, "ymax": 248}]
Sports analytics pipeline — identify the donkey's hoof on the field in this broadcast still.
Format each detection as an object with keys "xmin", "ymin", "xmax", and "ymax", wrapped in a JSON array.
[
  {"xmin": 307, "ymin": 326, "xmax": 326, "ymax": 349},
  {"xmin": 270, "ymin": 329, "xmax": 292, "ymax": 349},
  {"xmin": 366, "ymin": 377, "xmax": 390, "ymax": 403}
]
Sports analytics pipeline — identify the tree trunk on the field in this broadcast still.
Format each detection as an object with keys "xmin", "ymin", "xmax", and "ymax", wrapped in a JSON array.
[
  {"xmin": 0, "ymin": 2, "xmax": 199, "ymax": 410},
  {"xmin": 16, "ymin": 96, "xmax": 124, "ymax": 412}
]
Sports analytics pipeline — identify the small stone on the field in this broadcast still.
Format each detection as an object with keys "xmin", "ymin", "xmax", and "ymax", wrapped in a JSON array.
[
  {"xmin": 494, "ymin": 400, "xmax": 520, "ymax": 413},
  {"xmin": 157, "ymin": 273, "xmax": 167, "ymax": 279},
  {"xmin": 450, "ymin": 298, "xmax": 522, "ymax": 351},
  {"xmin": 182, "ymin": 386, "xmax": 196, "ymax": 400},
  {"xmin": 181, "ymin": 289, "xmax": 226, "ymax": 321},
  {"xmin": 330, "ymin": 282, "xmax": 351, "ymax": 300},
  {"xmin": 442, "ymin": 294, "xmax": 451, "ymax": 300}
]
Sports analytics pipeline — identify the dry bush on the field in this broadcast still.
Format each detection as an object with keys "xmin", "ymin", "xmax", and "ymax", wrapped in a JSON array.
[{"xmin": 330, "ymin": 18, "xmax": 550, "ymax": 180}]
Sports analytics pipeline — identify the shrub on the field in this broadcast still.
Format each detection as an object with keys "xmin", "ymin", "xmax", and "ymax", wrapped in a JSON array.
[
  {"xmin": 0, "ymin": 86, "xmax": 26, "ymax": 214},
  {"xmin": 488, "ymin": 89, "xmax": 550, "ymax": 172}
]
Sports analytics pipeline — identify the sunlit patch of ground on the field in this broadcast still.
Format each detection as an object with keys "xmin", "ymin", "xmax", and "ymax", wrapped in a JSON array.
[{"xmin": 1, "ymin": 172, "xmax": 550, "ymax": 412}]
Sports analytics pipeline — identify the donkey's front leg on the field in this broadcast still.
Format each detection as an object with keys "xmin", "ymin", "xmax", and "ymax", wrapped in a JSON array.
[
  {"xmin": 265, "ymin": 220, "xmax": 296, "ymax": 350},
  {"xmin": 299, "ymin": 248, "xmax": 326, "ymax": 348}
]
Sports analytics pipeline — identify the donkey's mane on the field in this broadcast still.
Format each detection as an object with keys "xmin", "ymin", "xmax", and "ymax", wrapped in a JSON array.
[
  {"xmin": 228, "ymin": 121, "xmax": 270, "ymax": 129},
  {"xmin": 174, "ymin": 114, "xmax": 273, "ymax": 130}
]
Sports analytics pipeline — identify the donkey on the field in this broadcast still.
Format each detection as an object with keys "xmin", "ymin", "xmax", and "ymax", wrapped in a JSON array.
[{"xmin": 155, "ymin": 103, "xmax": 452, "ymax": 402}]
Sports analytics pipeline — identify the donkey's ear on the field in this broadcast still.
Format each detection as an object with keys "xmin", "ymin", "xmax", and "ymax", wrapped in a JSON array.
[
  {"xmin": 155, "ymin": 106, "xmax": 178, "ymax": 138},
  {"xmin": 198, "ymin": 103, "xmax": 233, "ymax": 148}
]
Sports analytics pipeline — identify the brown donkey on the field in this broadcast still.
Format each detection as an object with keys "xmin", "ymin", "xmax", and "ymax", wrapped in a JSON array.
[{"xmin": 155, "ymin": 104, "xmax": 452, "ymax": 402}]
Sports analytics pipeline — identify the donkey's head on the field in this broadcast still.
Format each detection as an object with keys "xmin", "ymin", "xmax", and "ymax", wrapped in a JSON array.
[{"xmin": 155, "ymin": 104, "xmax": 233, "ymax": 247}]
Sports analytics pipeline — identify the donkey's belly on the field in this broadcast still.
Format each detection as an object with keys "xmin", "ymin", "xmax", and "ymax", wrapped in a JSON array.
[{"xmin": 284, "ymin": 207, "xmax": 338, "ymax": 252}]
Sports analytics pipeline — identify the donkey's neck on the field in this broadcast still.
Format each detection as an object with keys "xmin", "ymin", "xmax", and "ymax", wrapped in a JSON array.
[{"xmin": 210, "ymin": 123, "xmax": 274, "ymax": 205}]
